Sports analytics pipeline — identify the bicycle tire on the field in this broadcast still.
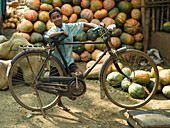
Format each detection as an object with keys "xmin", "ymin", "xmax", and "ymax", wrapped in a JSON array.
[
  {"xmin": 100, "ymin": 49, "xmax": 159, "ymax": 109},
  {"xmin": 8, "ymin": 49, "xmax": 66, "ymax": 111}
]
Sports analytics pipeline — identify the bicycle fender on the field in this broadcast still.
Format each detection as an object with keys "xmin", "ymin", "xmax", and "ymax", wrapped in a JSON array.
[
  {"xmin": 6, "ymin": 50, "xmax": 26, "ymax": 77},
  {"xmin": 99, "ymin": 56, "xmax": 113, "ymax": 99}
]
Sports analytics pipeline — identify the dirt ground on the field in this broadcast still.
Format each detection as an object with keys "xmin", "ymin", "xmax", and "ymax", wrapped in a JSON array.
[{"xmin": 0, "ymin": 29, "xmax": 170, "ymax": 128}]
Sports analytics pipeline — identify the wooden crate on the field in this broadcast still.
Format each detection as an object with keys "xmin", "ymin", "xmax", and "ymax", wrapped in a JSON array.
[{"xmin": 127, "ymin": 109, "xmax": 170, "ymax": 128}]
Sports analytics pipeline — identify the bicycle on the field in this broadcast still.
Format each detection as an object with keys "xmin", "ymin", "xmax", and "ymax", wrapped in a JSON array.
[{"xmin": 7, "ymin": 24, "xmax": 159, "ymax": 117}]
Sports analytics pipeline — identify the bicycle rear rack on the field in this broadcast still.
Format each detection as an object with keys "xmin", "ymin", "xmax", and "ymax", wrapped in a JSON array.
[{"xmin": 19, "ymin": 45, "xmax": 45, "ymax": 49}]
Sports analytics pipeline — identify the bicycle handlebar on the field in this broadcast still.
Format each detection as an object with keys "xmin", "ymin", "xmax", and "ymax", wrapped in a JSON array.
[{"xmin": 92, "ymin": 27, "xmax": 101, "ymax": 32}]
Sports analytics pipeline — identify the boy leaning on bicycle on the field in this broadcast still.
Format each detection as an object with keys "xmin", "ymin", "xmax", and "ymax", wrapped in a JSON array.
[{"xmin": 44, "ymin": 8, "xmax": 103, "ymax": 111}]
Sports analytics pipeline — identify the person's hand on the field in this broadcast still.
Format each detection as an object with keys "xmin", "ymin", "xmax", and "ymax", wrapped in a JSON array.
[{"xmin": 63, "ymin": 31, "xmax": 69, "ymax": 37}]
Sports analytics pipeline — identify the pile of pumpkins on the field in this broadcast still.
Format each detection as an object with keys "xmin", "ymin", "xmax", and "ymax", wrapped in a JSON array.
[
  {"xmin": 3, "ymin": 0, "xmax": 144, "ymax": 52},
  {"xmin": 2, "ymin": 5, "xmax": 26, "ymax": 29},
  {"xmin": 85, "ymin": 54, "xmax": 170, "ymax": 99}
]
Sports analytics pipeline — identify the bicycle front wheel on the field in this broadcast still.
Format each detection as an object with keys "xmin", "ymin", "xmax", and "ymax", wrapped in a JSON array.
[
  {"xmin": 8, "ymin": 50, "xmax": 66, "ymax": 111},
  {"xmin": 101, "ymin": 49, "xmax": 159, "ymax": 109}
]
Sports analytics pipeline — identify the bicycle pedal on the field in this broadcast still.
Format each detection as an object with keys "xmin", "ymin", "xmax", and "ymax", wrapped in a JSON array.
[{"xmin": 74, "ymin": 71, "xmax": 83, "ymax": 78}]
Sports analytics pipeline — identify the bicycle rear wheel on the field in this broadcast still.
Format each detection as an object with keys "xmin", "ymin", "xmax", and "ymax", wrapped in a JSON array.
[
  {"xmin": 101, "ymin": 49, "xmax": 159, "ymax": 109},
  {"xmin": 8, "ymin": 50, "xmax": 66, "ymax": 111}
]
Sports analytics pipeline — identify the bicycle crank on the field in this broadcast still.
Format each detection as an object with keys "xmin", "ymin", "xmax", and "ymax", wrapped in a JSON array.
[{"xmin": 67, "ymin": 78, "xmax": 86, "ymax": 97}]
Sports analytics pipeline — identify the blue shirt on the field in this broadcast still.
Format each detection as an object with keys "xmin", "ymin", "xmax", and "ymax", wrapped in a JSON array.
[{"xmin": 45, "ymin": 22, "xmax": 84, "ymax": 66}]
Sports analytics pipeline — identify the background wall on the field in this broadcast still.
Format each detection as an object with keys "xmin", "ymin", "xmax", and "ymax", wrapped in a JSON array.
[{"xmin": 149, "ymin": 32, "xmax": 170, "ymax": 66}]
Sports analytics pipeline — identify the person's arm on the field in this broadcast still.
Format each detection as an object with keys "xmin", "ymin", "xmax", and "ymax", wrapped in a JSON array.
[
  {"xmin": 83, "ymin": 22, "xmax": 99, "ymax": 28},
  {"xmin": 49, "ymin": 31, "xmax": 69, "ymax": 39}
]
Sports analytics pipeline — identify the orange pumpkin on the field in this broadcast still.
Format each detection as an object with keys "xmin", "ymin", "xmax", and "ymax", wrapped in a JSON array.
[
  {"xmin": 80, "ymin": 51, "xmax": 91, "ymax": 62},
  {"xmin": 73, "ymin": 6, "xmax": 82, "ymax": 15},
  {"xmin": 19, "ymin": 20, "xmax": 33, "ymax": 33},
  {"xmin": 40, "ymin": 3, "xmax": 53, "ymax": 11},
  {"xmin": 69, "ymin": 14, "xmax": 78, "ymax": 23},
  {"xmin": 91, "ymin": 49, "xmax": 102, "ymax": 60},
  {"xmin": 134, "ymin": 32, "xmax": 143, "ymax": 41},
  {"xmin": 131, "ymin": 0, "xmax": 141, "ymax": 9},
  {"xmin": 90, "ymin": 19, "xmax": 100, "ymax": 25},
  {"xmin": 124, "ymin": 18, "xmax": 140, "ymax": 35},
  {"xmin": 38, "ymin": 11, "xmax": 50, "ymax": 23},
  {"xmin": 61, "ymin": 4, "xmax": 73, "ymax": 17},
  {"xmin": 84, "ymin": 43, "xmax": 95, "ymax": 52},
  {"xmin": 81, "ymin": 0, "xmax": 90, "ymax": 9},
  {"xmin": 46, "ymin": 20, "xmax": 55, "ymax": 30},
  {"xmin": 94, "ymin": 9, "xmax": 108, "ymax": 19},
  {"xmin": 24, "ymin": 9, "xmax": 38, "ymax": 22},
  {"xmin": 80, "ymin": 9, "xmax": 93, "ymax": 22},
  {"xmin": 86, "ymin": 60, "xmax": 96, "ymax": 69},
  {"xmin": 73, "ymin": 52, "xmax": 80, "ymax": 62},
  {"xmin": 109, "ymin": 37, "xmax": 121, "ymax": 49},
  {"xmin": 102, "ymin": 17, "xmax": 115, "ymax": 28},
  {"xmin": 90, "ymin": 0, "xmax": 103, "ymax": 12},
  {"xmin": 25, "ymin": 0, "xmax": 40, "ymax": 11},
  {"xmin": 103, "ymin": 0, "xmax": 115, "ymax": 11},
  {"xmin": 131, "ymin": 9, "xmax": 141, "ymax": 20},
  {"xmin": 111, "ymin": 62, "xmax": 124, "ymax": 72},
  {"xmin": 62, "ymin": 15, "xmax": 69, "ymax": 23}
]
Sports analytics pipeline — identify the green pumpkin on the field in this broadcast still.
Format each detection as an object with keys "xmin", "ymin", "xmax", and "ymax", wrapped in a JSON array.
[
  {"xmin": 115, "ymin": 12, "xmax": 127, "ymax": 27},
  {"xmin": 87, "ymin": 28, "xmax": 98, "ymax": 41},
  {"xmin": 120, "ymin": 33, "xmax": 135, "ymax": 45},
  {"xmin": 30, "ymin": 32, "xmax": 44, "ymax": 44},
  {"xmin": 121, "ymin": 78, "xmax": 131, "ymax": 91},
  {"xmin": 111, "ymin": 28, "xmax": 122, "ymax": 37},
  {"xmin": 94, "ymin": 37, "xmax": 107, "ymax": 50},
  {"xmin": 61, "ymin": 0, "xmax": 71, "ymax": 3},
  {"xmin": 162, "ymin": 86, "xmax": 170, "ymax": 98},
  {"xmin": 118, "ymin": 1, "xmax": 132, "ymax": 14},
  {"xmin": 81, "ymin": 0, "xmax": 90, "ymax": 9},
  {"xmin": 134, "ymin": 41, "xmax": 143, "ymax": 51},
  {"xmin": 34, "ymin": 42, "xmax": 45, "ymax": 46},
  {"xmin": 121, "ymin": 44, "xmax": 134, "ymax": 49},
  {"xmin": 41, "ymin": 0, "xmax": 52, "ymax": 4},
  {"xmin": 72, "ymin": 0, "xmax": 81, "ymax": 5},
  {"xmin": 147, "ymin": 78, "xmax": 162, "ymax": 93},
  {"xmin": 34, "ymin": 21, "xmax": 46, "ymax": 34},
  {"xmin": 52, "ymin": 0, "xmax": 62, "ymax": 7},
  {"xmin": 128, "ymin": 83, "xmax": 146, "ymax": 99},
  {"xmin": 122, "ymin": 67, "xmax": 132, "ymax": 77},
  {"xmin": 73, "ymin": 44, "xmax": 85, "ymax": 54},
  {"xmin": 108, "ymin": 7, "xmax": 119, "ymax": 18},
  {"xmin": 107, "ymin": 72, "xmax": 124, "ymax": 86},
  {"xmin": 163, "ymin": 21, "xmax": 170, "ymax": 33},
  {"xmin": 75, "ymin": 31, "xmax": 87, "ymax": 41}
]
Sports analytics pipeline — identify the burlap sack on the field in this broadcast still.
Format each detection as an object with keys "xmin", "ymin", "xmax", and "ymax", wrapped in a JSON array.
[
  {"xmin": 0, "ymin": 35, "xmax": 7, "ymax": 44},
  {"xmin": 0, "ymin": 60, "xmax": 12, "ymax": 90},
  {"xmin": 0, "ymin": 34, "xmax": 31, "ymax": 59},
  {"xmin": 19, "ymin": 55, "xmax": 47, "ymax": 85}
]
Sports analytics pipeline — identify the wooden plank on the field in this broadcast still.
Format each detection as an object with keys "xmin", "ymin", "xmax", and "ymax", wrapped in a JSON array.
[
  {"xmin": 144, "ymin": 7, "xmax": 151, "ymax": 52},
  {"xmin": 156, "ymin": 1, "xmax": 161, "ymax": 31},
  {"xmin": 127, "ymin": 109, "xmax": 170, "ymax": 128},
  {"xmin": 160, "ymin": 1, "xmax": 165, "ymax": 31},
  {"xmin": 152, "ymin": 0, "xmax": 156, "ymax": 32},
  {"xmin": 167, "ymin": 6, "xmax": 170, "ymax": 21}
]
